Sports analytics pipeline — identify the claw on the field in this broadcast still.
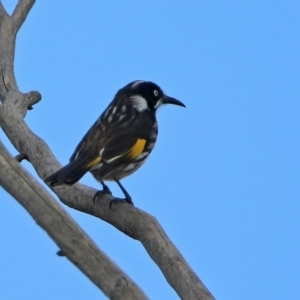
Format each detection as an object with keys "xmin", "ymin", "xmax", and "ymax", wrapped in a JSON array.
[
  {"xmin": 109, "ymin": 197, "xmax": 134, "ymax": 209},
  {"xmin": 93, "ymin": 187, "xmax": 112, "ymax": 204},
  {"xmin": 93, "ymin": 180, "xmax": 134, "ymax": 208}
]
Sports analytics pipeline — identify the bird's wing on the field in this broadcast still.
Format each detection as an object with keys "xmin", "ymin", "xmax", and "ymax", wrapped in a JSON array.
[
  {"xmin": 69, "ymin": 112, "xmax": 147, "ymax": 168},
  {"xmin": 100, "ymin": 132, "xmax": 146, "ymax": 163}
]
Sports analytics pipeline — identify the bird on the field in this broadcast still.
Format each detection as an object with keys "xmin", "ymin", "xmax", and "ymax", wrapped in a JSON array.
[{"xmin": 45, "ymin": 80, "xmax": 185, "ymax": 206}]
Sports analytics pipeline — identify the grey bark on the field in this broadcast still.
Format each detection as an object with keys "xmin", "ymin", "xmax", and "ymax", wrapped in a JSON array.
[
  {"xmin": 0, "ymin": 1, "xmax": 215, "ymax": 299},
  {"xmin": 0, "ymin": 139, "xmax": 148, "ymax": 300}
]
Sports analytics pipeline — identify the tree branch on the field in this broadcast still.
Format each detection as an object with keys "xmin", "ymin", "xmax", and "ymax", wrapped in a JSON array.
[
  {"xmin": 0, "ymin": 1, "xmax": 148, "ymax": 298},
  {"xmin": 0, "ymin": 90, "xmax": 214, "ymax": 300},
  {"xmin": 11, "ymin": 0, "xmax": 35, "ymax": 32},
  {"xmin": 0, "ymin": 8, "xmax": 17, "ymax": 100},
  {"xmin": 0, "ymin": 140, "xmax": 148, "ymax": 300},
  {"xmin": 0, "ymin": 2, "xmax": 9, "ymax": 20},
  {"xmin": 0, "ymin": 1, "xmax": 215, "ymax": 299}
]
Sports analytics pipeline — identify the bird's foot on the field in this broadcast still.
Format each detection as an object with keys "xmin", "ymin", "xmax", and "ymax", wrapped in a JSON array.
[
  {"xmin": 93, "ymin": 187, "xmax": 112, "ymax": 204},
  {"xmin": 109, "ymin": 196, "xmax": 134, "ymax": 209}
]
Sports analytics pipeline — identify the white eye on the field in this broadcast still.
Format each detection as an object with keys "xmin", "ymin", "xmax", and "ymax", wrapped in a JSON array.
[{"xmin": 153, "ymin": 90, "xmax": 159, "ymax": 97}]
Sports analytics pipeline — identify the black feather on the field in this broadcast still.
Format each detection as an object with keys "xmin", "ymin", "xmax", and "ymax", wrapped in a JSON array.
[{"xmin": 45, "ymin": 156, "xmax": 92, "ymax": 187}]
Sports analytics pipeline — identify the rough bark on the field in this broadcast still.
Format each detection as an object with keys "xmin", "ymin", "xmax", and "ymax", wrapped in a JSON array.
[
  {"xmin": 0, "ymin": 140, "xmax": 148, "ymax": 300},
  {"xmin": 0, "ymin": 1, "xmax": 214, "ymax": 299}
]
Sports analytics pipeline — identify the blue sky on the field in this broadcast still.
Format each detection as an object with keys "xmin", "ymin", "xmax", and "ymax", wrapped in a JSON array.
[{"xmin": 0, "ymin": 1, "xmax": 299, "ymax": 299}]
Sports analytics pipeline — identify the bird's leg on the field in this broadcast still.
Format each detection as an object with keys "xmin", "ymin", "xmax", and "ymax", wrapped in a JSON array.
[
  {"xmin": 101, "ymin": 181, "xmax": 111, "ymax": 193},
  {"xmin": 109, "ymin": 178, "xmax": 134, "ymax": 208},
  {"xmin": 93, "ymin": 181, "xmax": 112, "ymax": 203}
]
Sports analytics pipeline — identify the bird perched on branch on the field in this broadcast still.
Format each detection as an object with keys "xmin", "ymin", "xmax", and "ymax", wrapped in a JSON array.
[{"xmin": 45, "ymin": 80, "xmax": 185, "ymax": 206}]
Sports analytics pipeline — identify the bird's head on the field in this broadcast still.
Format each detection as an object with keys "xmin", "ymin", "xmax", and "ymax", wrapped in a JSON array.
[{"xmin": 125, "ymin": 80, "xmax": 185, "ymax": 112}]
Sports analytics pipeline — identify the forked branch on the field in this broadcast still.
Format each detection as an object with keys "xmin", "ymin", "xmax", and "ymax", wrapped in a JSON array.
[{"xmin": 0, "ymin": 1, "xmax": 214, "ymax": 299}]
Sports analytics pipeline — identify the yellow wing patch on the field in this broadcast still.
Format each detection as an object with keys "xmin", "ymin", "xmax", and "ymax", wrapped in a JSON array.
[
  {"xmin": 87, "ymin": 156, "xmax": 102, "ymax": 168},
  {"xmin": 127, "ymin": 138, "xmax": 146, "ymax": 159}
]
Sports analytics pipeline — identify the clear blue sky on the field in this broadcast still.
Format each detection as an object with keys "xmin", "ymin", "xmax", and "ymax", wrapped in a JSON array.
[{"xmin": 0, "ymin": 1, "xmax": 299, "ymax": 299}]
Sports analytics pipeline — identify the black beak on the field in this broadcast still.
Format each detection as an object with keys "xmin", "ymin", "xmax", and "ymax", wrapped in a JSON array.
[{"xmin": 163, "ymin": 96, "xmax": 186, "ymax": 108}]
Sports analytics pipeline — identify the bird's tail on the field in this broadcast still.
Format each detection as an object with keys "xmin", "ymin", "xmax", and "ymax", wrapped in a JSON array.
[{"xmin": 45, "ymin": 156, "xmax": 101, "ymax": 187}]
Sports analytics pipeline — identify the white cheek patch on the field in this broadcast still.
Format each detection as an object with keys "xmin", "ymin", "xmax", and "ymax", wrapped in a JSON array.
[{"xmin": 131, "ymin": 95, "xmax": 148, "ymax": 112}]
